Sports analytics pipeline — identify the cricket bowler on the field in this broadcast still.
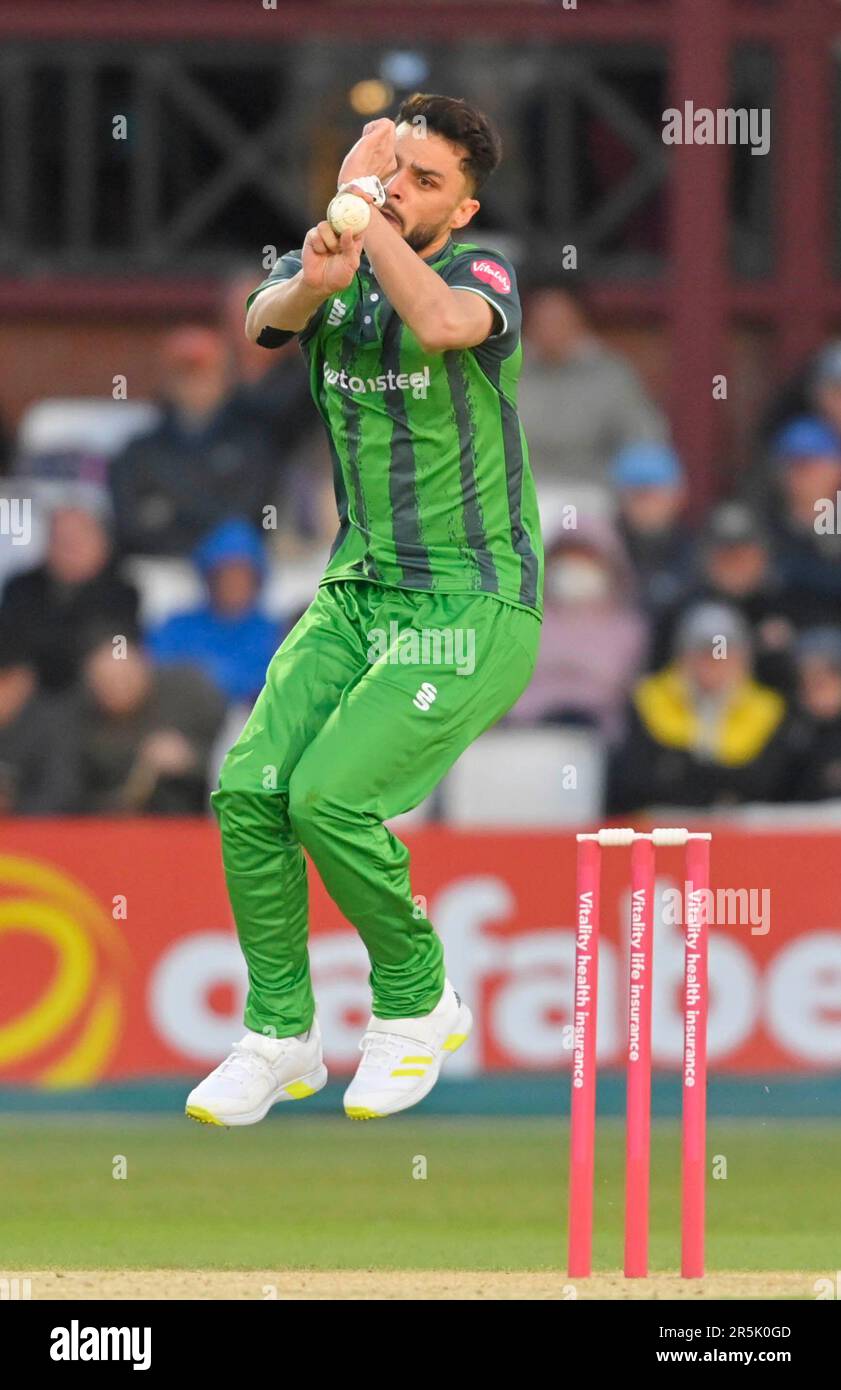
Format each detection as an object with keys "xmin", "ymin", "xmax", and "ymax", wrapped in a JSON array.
[{"xmin": 186, "ymin": 93, "xmax": 543, "ymax": 1125}]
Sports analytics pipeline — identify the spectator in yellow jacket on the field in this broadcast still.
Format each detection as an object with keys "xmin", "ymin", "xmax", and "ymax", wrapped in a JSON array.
[{"xmin": 608, "ymin": 601, "xmax": 797, "ymax": 813}]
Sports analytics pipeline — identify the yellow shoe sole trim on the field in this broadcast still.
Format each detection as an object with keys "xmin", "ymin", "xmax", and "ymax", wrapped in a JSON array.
[
  {"xmin": 185, "ymin": 1105, "xmax": 226, "ymax": 1127},
  {"xmin": 391, "ymin": 1068, "xmax": 426, "ymax": 1077},
  {"xmin": 443, "ymin": 1032, "xmax": 468, "ymax": 1052},
  {"xmin": 345, "ymin": 1106, "xmax": 385, "ymax": 1120},
  {"xmin": 402, "ymin": 1056, "xmax": 433, "ymax": 1065},
  {"xmin": 284, "ymin": 1079, "xmax": 318, "ymax": 1099}
]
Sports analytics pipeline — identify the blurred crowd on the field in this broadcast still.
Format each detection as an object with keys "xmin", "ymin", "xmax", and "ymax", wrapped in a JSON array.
[{"xmin": 3, "ymin": 273, "xmax": 841, "ymax": 819}]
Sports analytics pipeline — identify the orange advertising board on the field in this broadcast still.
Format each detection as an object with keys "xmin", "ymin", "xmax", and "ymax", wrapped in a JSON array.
[{"xmin": 1, "ymin": 820, "xmax": 839, "ymax": 1085}]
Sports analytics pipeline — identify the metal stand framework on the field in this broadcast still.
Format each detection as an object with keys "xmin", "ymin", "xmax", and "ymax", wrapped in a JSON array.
[
  {"xmin": 568, "ymin": 827, "xmax": 712, "ymax": 1280},
  {"xmin": 0, "ymin": 0, "xmax": 835, "ymax": 508}
]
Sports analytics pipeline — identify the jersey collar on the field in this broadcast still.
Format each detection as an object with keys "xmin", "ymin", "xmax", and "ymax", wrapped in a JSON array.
[
  {"xmin": 360, "ymin": 234, "xmax": 455, "ymax": 272},
  {"xmin": 422, "ymin": 235, "xmax": 455, "ymax": 264}
]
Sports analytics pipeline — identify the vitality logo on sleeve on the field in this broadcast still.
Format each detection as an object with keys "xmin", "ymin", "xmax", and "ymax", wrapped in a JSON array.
[{"xmin": 470, "ymin": 259, "xmax": 511, "ymax": 294}]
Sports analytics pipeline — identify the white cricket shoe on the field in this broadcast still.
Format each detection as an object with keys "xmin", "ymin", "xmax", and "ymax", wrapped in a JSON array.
[
  {"xmin": 344, "ymin": 979, "xmax": 472, "ymax": 1120},
  {"xmin": 185, "ymin": 1016, "xmax": 327, "ymax": 1126}
]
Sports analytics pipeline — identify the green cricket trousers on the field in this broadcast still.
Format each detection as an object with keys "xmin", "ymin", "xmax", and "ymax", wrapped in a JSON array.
[{"xmin": 211, "ymin": 578, "xmax": 541, "ymax": 1037}]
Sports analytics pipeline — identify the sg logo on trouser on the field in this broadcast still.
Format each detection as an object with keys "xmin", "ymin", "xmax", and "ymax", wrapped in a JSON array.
[{"xmin": 412, "ymin": 682, "xmax": 438, "ymax": 711}]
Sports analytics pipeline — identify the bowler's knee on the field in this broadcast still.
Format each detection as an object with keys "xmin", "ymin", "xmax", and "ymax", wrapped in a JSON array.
[
  {"xmin": 212, "ymin": 783, "xmax": 274, "ymax": 834},
  {"xmin": 288, "ymin": 767, "xmax": 335, "ymax": 841}
]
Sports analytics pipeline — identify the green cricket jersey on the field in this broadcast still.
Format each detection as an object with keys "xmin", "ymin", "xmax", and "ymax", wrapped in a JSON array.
[{"xmin": 248, "ymin": 236, "xmax": 543, "ymax": 618}]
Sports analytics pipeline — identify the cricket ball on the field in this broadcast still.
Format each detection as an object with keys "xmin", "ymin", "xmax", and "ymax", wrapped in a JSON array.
[{"xmin": 327, "ymin": 192, "xmax": 371, "ymax": 236}]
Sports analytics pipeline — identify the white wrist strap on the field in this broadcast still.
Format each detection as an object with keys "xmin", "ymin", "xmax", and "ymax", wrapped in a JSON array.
[{"xmin": 338, "ymin": 175, "xmax": 386, "ymax": 207}]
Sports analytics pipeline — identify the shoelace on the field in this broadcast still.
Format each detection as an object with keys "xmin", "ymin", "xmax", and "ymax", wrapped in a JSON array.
[
  {"xmin": 358, "ymin": 1032, "xmax": 409, "ymax": 1068},
  {"xmin": 216, "ymin": 1041, "xmax": 293, "ymax": 1083}
]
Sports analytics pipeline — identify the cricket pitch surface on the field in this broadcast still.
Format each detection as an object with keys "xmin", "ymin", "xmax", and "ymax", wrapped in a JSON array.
[{"xmin": 22, "ymin": 1269, "xmax": 818, "ymax": 1300}]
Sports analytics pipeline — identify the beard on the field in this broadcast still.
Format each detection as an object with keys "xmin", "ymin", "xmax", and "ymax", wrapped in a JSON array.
[
  {"xmin": 383, "ymin": 205, "xmax": 449, "ymax": 254},
  {"xmin": 404, "ymin": 221, "xmax": 446, "ymax": 254}
]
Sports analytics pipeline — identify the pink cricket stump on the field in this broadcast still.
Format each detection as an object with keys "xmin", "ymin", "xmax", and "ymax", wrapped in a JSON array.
[
  {"xmin": 681, "ymin": 835, "xmax": 710, "ymax": 1278},
  {"xmin": 624, "ymin": 835, "xmax": 655, "ymax": 1277},
  {"xmin": 568, "ymin": 836, "xmax": 601, "ymax": 1278}
]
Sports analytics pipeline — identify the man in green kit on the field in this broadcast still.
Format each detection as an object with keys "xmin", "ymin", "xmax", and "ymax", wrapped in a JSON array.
[{"xmin": 186, "ymin": 93, "xmax": 543, "ymax": 1126}]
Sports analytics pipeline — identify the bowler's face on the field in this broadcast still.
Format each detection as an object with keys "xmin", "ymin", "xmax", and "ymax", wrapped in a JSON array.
[{"xmin": 381, "ymin": 125, "xmax": 477, "ymax": 253}]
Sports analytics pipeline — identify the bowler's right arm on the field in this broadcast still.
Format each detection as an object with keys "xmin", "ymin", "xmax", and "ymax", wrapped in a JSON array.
[{"xmin": 245, "ymin": 224, "xmax": 363, "ymax": 342}]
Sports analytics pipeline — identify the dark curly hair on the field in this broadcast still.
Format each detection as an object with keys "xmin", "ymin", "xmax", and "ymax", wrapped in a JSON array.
[{"xmin": 394, "ymin": 92, "xmax": 502, "ymax": 194}]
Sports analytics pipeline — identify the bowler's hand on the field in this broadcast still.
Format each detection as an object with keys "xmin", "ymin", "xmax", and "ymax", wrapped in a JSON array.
[
  {"xmin": 302, "ymin": 221, "xmax": 364, "ymax": 294},
  {"xmin": 339, "ymin": 118, "xmax": 397, "ymax": 187}
]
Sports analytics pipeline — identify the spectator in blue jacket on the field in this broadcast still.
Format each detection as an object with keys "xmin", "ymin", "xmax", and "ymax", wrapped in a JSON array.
[
  {"xmin": 146, "ymin": 519, "xmax": 282, "ymax": 706},
  {"xmin": 611, "ymin": 441, "xmax": 695, "ymax": 620},
  {"xmin": 109, "ymin": 327, "xmax": 291, "ymax": 557},
  {"xmin": 767, "ymin": 417, "xmax": 841, "ymax": 625}
]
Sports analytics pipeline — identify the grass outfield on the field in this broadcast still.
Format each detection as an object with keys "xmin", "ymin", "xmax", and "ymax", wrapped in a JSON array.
[{"xmin": 1, "ymin": 1116, "xmax": 838, "ymax": 1290}]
